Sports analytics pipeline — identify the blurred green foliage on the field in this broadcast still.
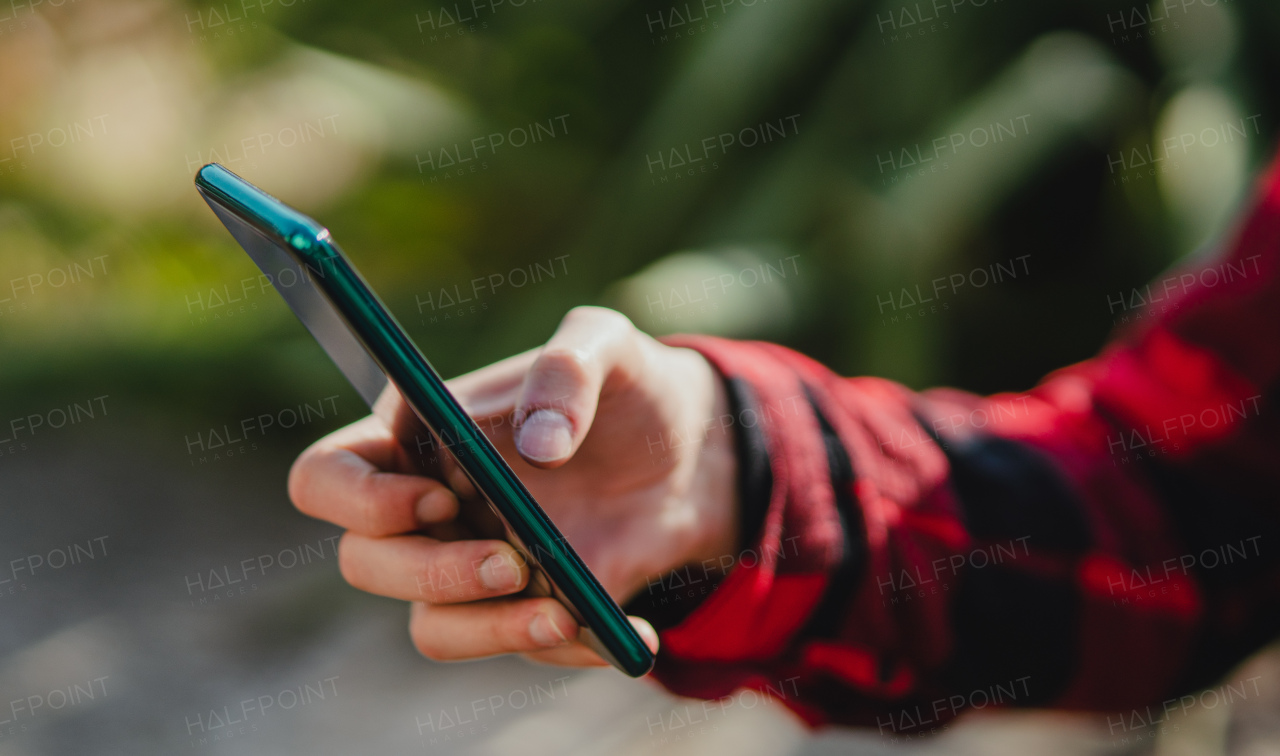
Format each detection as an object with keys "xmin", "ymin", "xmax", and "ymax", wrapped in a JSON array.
[{"xmin": 0, "ymin": 0, "xmax": 1277, "ymax": 426}]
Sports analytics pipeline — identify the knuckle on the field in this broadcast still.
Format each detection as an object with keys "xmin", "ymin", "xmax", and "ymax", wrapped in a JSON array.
[
  {"xmin": 534, "ymin": 347, "xmax": 594, "ymax": 389},
  {"xmin": 493, "ymin": 606, "xmax": 529, "ymax": 651},
  {"xmin": 413, "ymin": 554, "xmax": 443, "ymax": 601},
  {"xmin": 352, "ymin": 469, "xmax": 390, "ymax": 535},
  {"xmin": 537, "ymin": 345, "xmax": 592, "ymax": 373},
  {"xmin": 565, "ymin": 305, "xmax": 632, "ymax": 332}
]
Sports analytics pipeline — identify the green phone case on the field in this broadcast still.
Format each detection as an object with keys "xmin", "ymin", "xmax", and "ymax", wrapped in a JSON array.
[{"xmin": 195, "ymin": 163, "xmax": 655, "ymax": 678}]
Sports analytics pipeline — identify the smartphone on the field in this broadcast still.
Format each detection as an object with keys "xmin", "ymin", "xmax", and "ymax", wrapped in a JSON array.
[{"xmin": 194, "ymin": 163, "xmax": 655, "ymax": 678}]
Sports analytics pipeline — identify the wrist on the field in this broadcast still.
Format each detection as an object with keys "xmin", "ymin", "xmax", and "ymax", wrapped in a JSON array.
[
  {"xmin": 675, "ymin": 347, "xmax": 740, "ymax": 576},
  {"xmin": 619, "ymin": 338, "xmax": 741, "ymax": 607}
]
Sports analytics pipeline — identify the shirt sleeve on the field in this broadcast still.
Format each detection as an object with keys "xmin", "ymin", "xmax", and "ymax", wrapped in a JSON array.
[{"xmin": 631, "ymin": 155, "xmax": 1280, "ymax": 735}]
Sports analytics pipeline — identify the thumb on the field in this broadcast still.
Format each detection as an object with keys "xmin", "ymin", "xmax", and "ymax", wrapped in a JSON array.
[{"xmin": 513, "ymin": 307, "xmax": 639, "ymax": 468}]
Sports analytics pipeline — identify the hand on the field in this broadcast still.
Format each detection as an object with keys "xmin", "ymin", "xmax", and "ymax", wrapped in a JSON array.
[{"xmin": 288, "ymin": 306, "xmax": 739, "ymax": 668}]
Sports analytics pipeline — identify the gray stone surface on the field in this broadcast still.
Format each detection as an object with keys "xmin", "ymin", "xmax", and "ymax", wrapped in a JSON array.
[{"xmin": 0, "ymin": 420, "xmax": 1273, "ymax": 755}]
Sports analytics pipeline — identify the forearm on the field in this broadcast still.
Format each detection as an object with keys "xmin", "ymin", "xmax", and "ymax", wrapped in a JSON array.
[{"xmin": 631, "ymin": 156, "xmax": 1280, "ymax": 731}]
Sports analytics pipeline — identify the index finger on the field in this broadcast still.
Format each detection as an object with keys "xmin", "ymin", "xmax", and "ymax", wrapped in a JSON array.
[{"xmin": 288, "ymin": 414, "xmax": 459, "ymax": 536}]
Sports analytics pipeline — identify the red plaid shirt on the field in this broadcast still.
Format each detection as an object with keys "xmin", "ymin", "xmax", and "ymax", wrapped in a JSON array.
[{"xmin": 631, "ymin": 155, "xmax": 1280, "ymax": 734}]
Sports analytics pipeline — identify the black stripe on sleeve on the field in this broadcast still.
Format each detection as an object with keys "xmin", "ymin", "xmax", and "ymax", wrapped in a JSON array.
[
  {"xmin": 724, "ymin": 376, "xmax": 773, "ymax": 552},
  {"xmin": 911, "ymin": 410, "xmax": 1084, "ymax": 704},
  {"xmin": 797, "ymin": 386, "xmax": 866, "ymax": 640}
]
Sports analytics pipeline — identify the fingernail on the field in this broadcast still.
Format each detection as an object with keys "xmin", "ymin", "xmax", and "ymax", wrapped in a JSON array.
[
  {"xmin": 415, "ymin": 489, "xmax": 454, "ymax": 524},
  {"xmin": 515, "ymin": 409, "xmax": 573, "ymax": 463},
  {"xmin": 529, "ymin": 612, "xmax": 570, "ymax": 647},
  {"xmin": 477, "ymin": 554, "xmax": 519, "ymax": 591}
]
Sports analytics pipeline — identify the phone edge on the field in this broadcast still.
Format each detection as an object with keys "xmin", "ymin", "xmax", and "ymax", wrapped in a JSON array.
[{"xmin": 194, "ymin": 164, "xmax": 656, "ymax": 678}]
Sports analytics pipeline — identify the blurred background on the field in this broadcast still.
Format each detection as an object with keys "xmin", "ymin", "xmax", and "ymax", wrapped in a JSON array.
[{"xmin": 2, "ymin": 0, "xmax": 1280, "ymax": 753}]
